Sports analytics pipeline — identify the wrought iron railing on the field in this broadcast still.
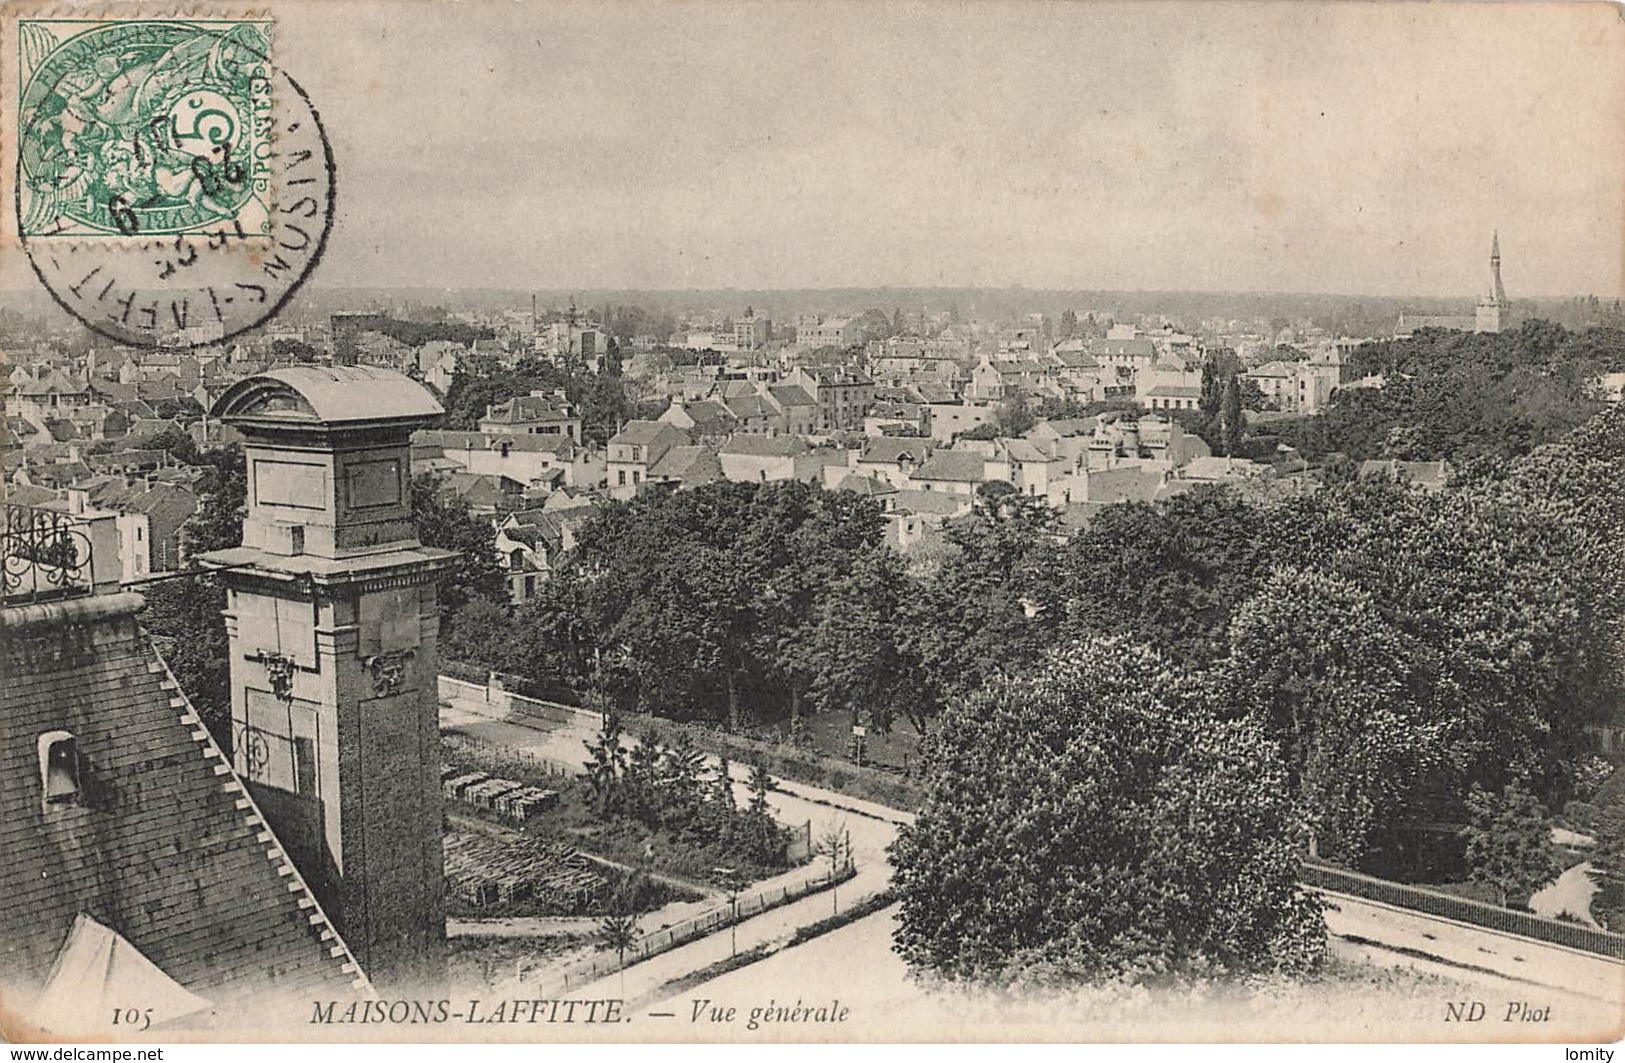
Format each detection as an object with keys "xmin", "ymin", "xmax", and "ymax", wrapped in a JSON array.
[{"xmin": 3, "ymin": 503, "xmax": 95, "ymax": 604}]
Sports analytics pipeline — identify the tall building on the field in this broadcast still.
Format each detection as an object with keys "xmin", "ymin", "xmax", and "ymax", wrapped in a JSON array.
[
  {"xmin": 199, "ymin": 366, "xmax": 456, "ymax": 990},
  {"xmin": 1475, "ymin": 231, "xmax": 1510, "ymax": 334}
]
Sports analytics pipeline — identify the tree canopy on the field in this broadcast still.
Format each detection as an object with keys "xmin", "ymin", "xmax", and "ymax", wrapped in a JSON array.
[{"xmin": 891, "ymin": 638, "xmax": 1325, "ymax": 987}]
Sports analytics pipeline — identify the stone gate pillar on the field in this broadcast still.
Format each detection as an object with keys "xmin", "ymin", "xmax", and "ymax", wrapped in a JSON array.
[{"xmin": 199, "ymin": 366, "xmax": 455, "ymax": 990}]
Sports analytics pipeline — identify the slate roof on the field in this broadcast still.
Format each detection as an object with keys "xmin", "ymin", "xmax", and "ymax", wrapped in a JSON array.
[
  {"xmin": 1030, "ymin": 417, "xmax": 1097, "ymax": 438},
  {"xmin": 1358, "ymin": 459, "xmax": 1451, "ymax": 490},
  {"xmin": 1001, "ymin": 439, "xmax": 1056, "ymax": 463},
  {"xmin": 120, "ymin": 482, "xmax": 200, "ymax": 527},
  {"xmin": 443, "ymin": 472, "xmax": 523, "ymax": 505},
  {"xmin": 719, "ymin": 435, "xmax": 808, "ymax": 458},
  {"xmin": 721, "ymin": 394, "xmax": 774, "ymax": 420},
  {"xmin": 648, "ymin": 444, "xmax": 722, "ymax": 484},
  {"xmin": 16, "ymin": 369, "xmax": 86, "ymax": 397},
  {"xmin": 911, "ymin": 451, "xmax": 987, "ymax": 483},
  {"xmin": 0, "ymin": 595, "xmax": 365, "ymax": 1013},
  {"xmin": 24, "ymin": 461, "xmax": 91, "ymax": 488},
  {"xmin": 86, "ymin": 448, "xmax": 168, "ymax": 472},
  {"xmin": 88, "ymin": 380, "xmax": 140, "ymax": 403},
  {"xmin": 767, "ymin": 385, "xmax": 817, "ymax": 407},
  {"xmin": 860, "ymin": 437, "xmax": 932, "ymax": 465},
  {"xmin": 124, "ymin": 417, "xmax": 183, "ymax": 440},
  {"xmin": 909, "ymin": 383, "xmax": 959, "ymax": 404},
  {"xmin": 504, "ymin": 505, "xmax": 589, "ymax": 547},
  {"xmin": 6, "ymin": 483, "xmax": 61, "ymax": 507},
  {"xmin": 835, "ymin": 472, "xmax": 897, "ymax": 496},
  {"xmin": 1088, "ymin": 338, "xmax": 1156, "ymax": 358},
  {"xmin": 482, "ymin": 395, "xmax": 574, "ymax": 424},
  {"xmin": 414, "ymin": 428, "xmax": 578, "ymax": 458},
  {"xmin": 891, "ymin": 489, "xmax": 970, "ymax": 516},
  {"xmin": 674, "ymin": 399, "xmax": 735, "ymax": 427},
  {"xmin": 1145, "ymin": 385, "xmax": 1202, "ymax": 398},
  {"xmin": 1182, "ymin": 456, "xmax": 1272, "ymax": 480},
  {"xmin": 611, "ymin": 420, "xmax": 690, "ymax": 448},
  {"xmin": 1081, "ymin": 466, "xmax": 1164, "ymax": 503}
]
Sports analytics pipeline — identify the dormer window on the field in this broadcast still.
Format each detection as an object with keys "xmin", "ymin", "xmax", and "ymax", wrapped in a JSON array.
[{"xmin": 38, "ymin": 731, "xmax": 81, "ymax": 808}]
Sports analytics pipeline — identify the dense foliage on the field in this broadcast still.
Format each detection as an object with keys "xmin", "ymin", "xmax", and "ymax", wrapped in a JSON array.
[
  {"xmin": 490, "ymin": 398, "xmax": 1622, "ymax": 887},
  {"xmin": 1272, "ymin": 321, "xmax": 1622, "ymax": 462},
  {"xmin": 890, "ymin": 639, "xmax": 1325, "ymax": 987},
  {"xmin": 409, "ymin": 472, "xmax": 508, "ymax": 622},
  {"xmin": 1459, "ymin": 782, "xmax": 1562, "ymax": 908},
  {"xmin": 506, "ymin": 480, "xmax": 917, "ymax": 731},
  {"xmin": 583, "ymin": 716, "xmax": 791, "ymax": 872},
  {"xmin": 441, "ymin": 353, "xmax": 644, "ymax": 446}
]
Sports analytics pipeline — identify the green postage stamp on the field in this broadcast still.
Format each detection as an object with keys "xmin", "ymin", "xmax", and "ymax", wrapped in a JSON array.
[{"xmin": 17, "ymin": 18, "xmax": 275, "ymax": 239}]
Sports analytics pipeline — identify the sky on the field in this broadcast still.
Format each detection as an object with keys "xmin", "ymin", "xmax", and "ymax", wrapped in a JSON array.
[{"xmin": 8, "ymin": 1, "xmax": 1624, "ymax": 297}]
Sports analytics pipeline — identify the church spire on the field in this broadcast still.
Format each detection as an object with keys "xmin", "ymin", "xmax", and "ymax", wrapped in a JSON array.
[{"xmin": 1489, "ymin": 231, "xmax": 1506, "ymax": 304}]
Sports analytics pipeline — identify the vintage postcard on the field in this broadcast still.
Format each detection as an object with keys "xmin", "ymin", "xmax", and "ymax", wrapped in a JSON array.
[{"xmin": 1, "ymin": 0, "xmax": 1622, "ymax": 1048}]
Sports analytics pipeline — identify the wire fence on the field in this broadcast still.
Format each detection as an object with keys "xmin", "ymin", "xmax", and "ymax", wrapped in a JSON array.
[
  {"xmin": 442, "ymin": 728, "xmax": 576, "ymax": 780},
  {"xmin": 527, "ymin": 861, "xmax": 857, "ymax": 991},
  {"xmin": 1301, "ymin": 860, "xmax": 1625, "ymax": 960}
]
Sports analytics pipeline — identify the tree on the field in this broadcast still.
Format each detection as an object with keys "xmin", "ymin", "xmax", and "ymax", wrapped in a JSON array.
[
  {"xmin": 140, "ymin": 446, "xmax": 248, "ymax": 750},
  {"xmin": 1225, "ymin": 568, "xmax": 1442, "ymax": 864},
  {"xmin": 891, "ymin": 638, "xmax": 1324, "ymax": 987},
  {"xmin": 271, "ymin": 338, "xmax": 321, "ymax": 363},
  {"xmin": 622, "ymin": 727, "xmax": 666, "ymax": 825},
  {"xmin": 903, "ymin": 495, "xmax": 1058, "ymax": 721},
  {"xmin": 1297, "ymin": 323, "xmax": 1611, "ymax": 463},
  {"xmin": 1053, "ymin": 490, "xmax": 1270, "ymax": 668},
  {"xmin": 742, "ymin": 761, "xmax": 786, "ymax": 865},
  {"xmin": 1263, "ymin": 473, "xmax": 1615, "ymax": 823},
  {"xmin": 658, "ymin": 732, "xmax": 707, "ymax": 830},
  {"xmin": 805, "ymin": 549, "xmax": 930, "ymax": 733},
  {"xmin": 583, "ymin": 713, "xmax": 628, "ymax": 817},
  {"xmin": 596, "ymin": 871, "xmax": 644, "ymax": 997},
  {"xmin": 994, "ymin": 400, "xmax": 1036, "ymax": 437},
  {"xmin": 816, "ymin": 817, "xmax": 852, "ymax": 914},
  {"xmin": 527, "ymin": 480, "xmax": 889, "ymax": 729},
  {"xmin": 409, "ymin": 473, "xmax": 508, "ymax": 621},
  {"xmin": 1460, "ymin": 782, "xmax": 1561, "ymax": 908},
  {"xmin": 439, "ymin": 598, "xmax": 517, "ymax": 675},
  {"xmin": 147, "ymin": 425, "xmax": 202, "ymax": 466},
  {"xmin": 184, "ymin": 447, "xmax": 247, "ymax": 554},
  {"xmin": 705, "ymin": 757, "xmax": 738, "ymax": 843},
  {"xmin": 1220, "ymin": 371, "xmax": 1244, "ymax": 456},
  {"xmin": 1199, "ymin": 358, "xmax": 1223, "ymax": 417}
]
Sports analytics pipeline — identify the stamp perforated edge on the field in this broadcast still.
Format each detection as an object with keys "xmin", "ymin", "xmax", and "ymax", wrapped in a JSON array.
[{"xmin": 11, "ymin": 6, "xmax": 282, "ymax": 249}]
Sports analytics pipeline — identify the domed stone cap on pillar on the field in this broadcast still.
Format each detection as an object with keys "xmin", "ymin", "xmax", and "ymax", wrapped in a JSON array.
[
  {"xmin": 207, "ymin": 366, "xmax": 445, "ymax": 560},
  {"xmin": 210, "ymin": 365, "xmax": 443, "ymax": 434}
]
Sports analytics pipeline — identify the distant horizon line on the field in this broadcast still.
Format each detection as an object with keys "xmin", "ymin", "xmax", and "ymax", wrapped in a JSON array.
[
  {"xmin": 283, "ymin": 283, "xmax": 1625, "ymax": 303},
  {"xmin": 3, "ymin": 282, "xmax": 1619, "ymax": 303}
]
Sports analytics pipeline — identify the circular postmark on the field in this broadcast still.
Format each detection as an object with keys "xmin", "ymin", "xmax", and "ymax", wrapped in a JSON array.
[{"xmin": 14, "ymin": 18, "xmax": 335, "ymax": 348}]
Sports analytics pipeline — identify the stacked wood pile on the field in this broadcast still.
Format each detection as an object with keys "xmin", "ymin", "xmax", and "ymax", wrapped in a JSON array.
[{"xmin": 443, "ymin": 831, "xmax": 607, "ymax": 914}]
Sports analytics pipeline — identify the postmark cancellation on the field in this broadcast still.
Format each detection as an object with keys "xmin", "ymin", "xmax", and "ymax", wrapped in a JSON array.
[
  {"xmin": 8, "ymin": 9, "xmax": 335, "ymax": 349},
  {"xmin": 17, "ymin": 17, "xmax": 276, "ymax": 240}
]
